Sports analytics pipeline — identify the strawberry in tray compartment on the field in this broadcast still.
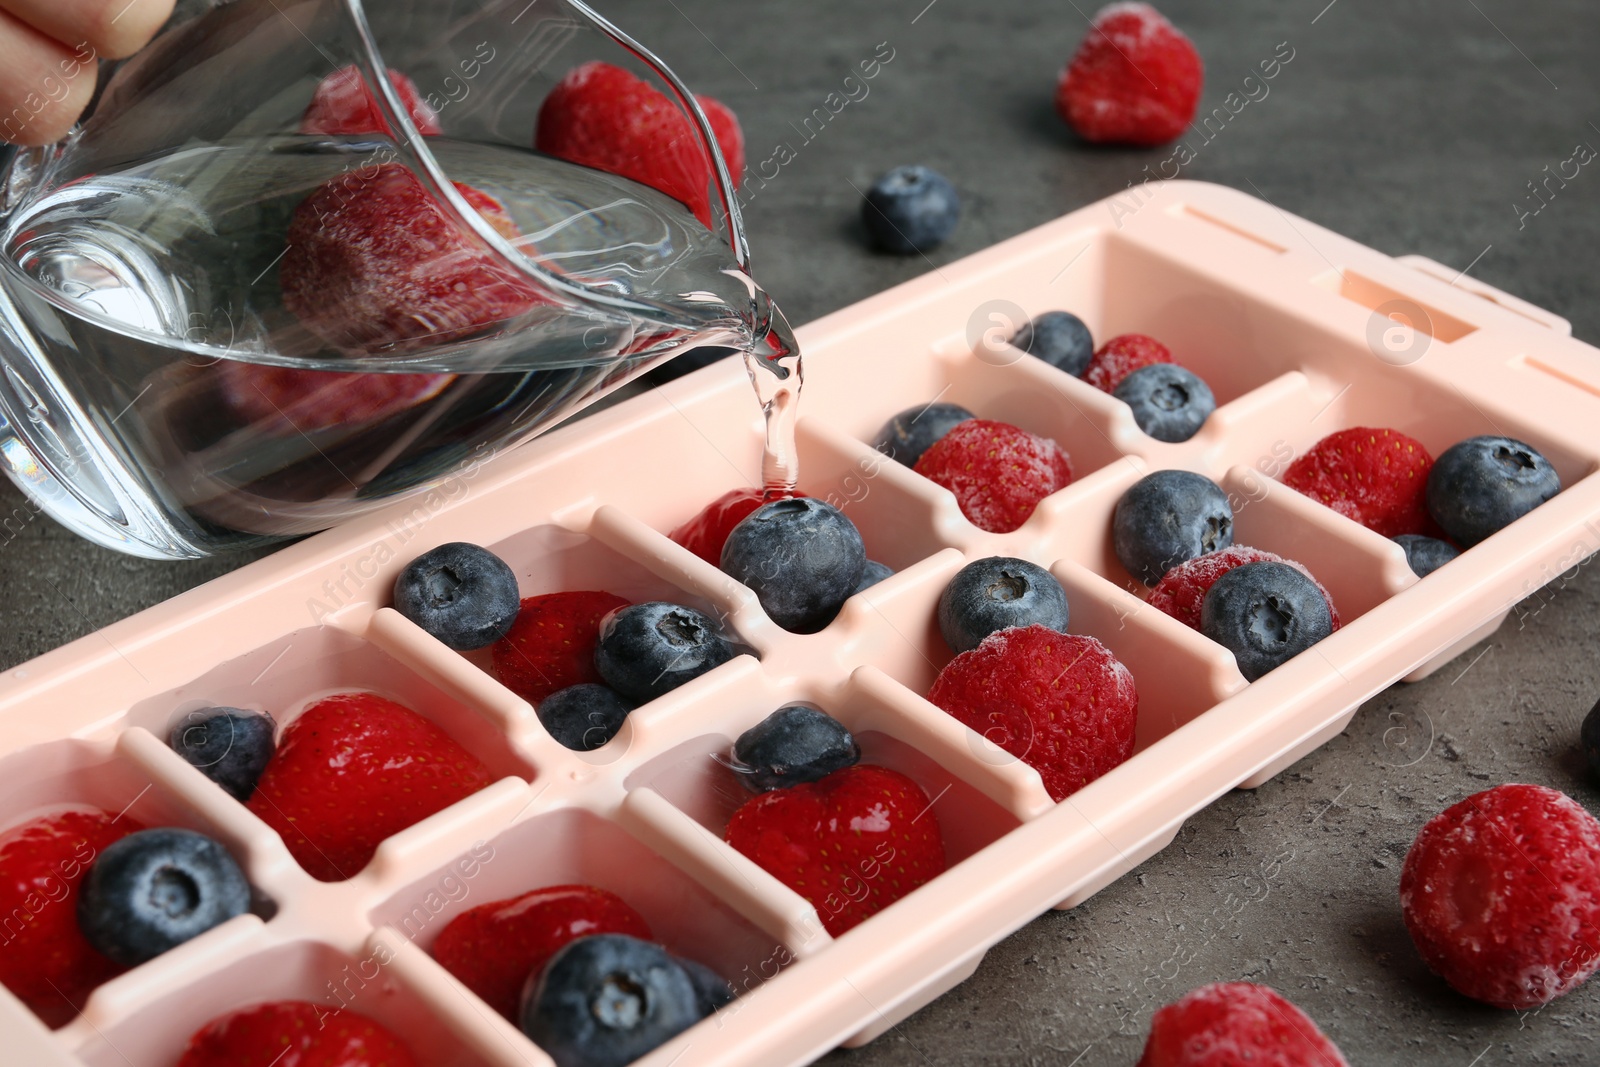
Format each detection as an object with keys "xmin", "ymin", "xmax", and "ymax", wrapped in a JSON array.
[
  {"xmin": 669, "ymin": 487, "xmax": 802, "ymax": 568},
  {"xmin": 1082, "ymin": 333, "xmax": 1174, "ymax": 393},
  {"xmin": 1149, "ymin": 545, "xmax": 1340, "ymax": 632},
  {"xmin": 1284, "ymin": 427, "xmax": 1439, "ymax": 537},
  {"xmin": 246, "ymin": 693, "xmax": 493, "ymax": 881},
  {"xmin": 491, "ymin": 591, "xmax": 632, "ymax": 703},
  {"xmin": 177, "ymin": 1000, "xmax": 418, "ymax": 1066},
  {"xmin": 536, "ymin": 61, "xmax": 745, "ymax": 228},
  {"xmin": 914, "ymin": 419, "xmax": 1073, "ymax": 534}
]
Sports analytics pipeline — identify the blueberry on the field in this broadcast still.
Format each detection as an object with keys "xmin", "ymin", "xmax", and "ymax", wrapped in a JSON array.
[
  {"xmin": 675, "ymin": 956, "xmax": 734, "ymax": 1016},
  {"xmin": 538, "ymin": 684, "xmax": 634, "ymax": 751},
  {"xmin": 730, "ymin": 704, "xmax": 860, "ymax": 793},
  {"xmin": 862, "ymin": 165, "xmax": 960, "ymax": 254},
  {"xmin": 1112, "ymin": 471, "xmax": 1234, "ymax": 586},
  {"xmin": 938, "ymin": 556, "xmax": 1069, "ymax": 654},
  {"xmin": 1010, "ymin": 311, "xmax": 1094, "ymax": 376},
  {"xmin": 1393, "ymin": 534, "xmax": 1459, "ymax": 578},
  {"xmin": 77, "ymin": 828, "xmax": 250, "ymax": 967},
  {"xmin": 1200, "ymin": 561, "xmax": 1334, "ymax": 682},
  {"xmin": 1581, "ymin": 699, "xmax": 1600, "ymax": 780},
  {"xmin": 167, "ymin": 708, "xmax": 275, "ymax": 802},
  {"xmin": 720, "ymin": 498, "xmax": 866, "ymax": 633},
  {"xmin": 522, "ymin": 934, "xmax": 701, "ymax": 1067},
  {"xmin": 1427, "ymin": 435, "xmax": 1560, "ymax": 547},
  {"xmin": 1113, "ymin": 364, "xmax": 1216, "ymax": 443},
  {"xmin": 594, "ymin": 602, "xmax": 734, "ymax": 703},
  {"xmin": 394, "ymin": 542, "xmax": 520, "ymax": 650},
  {"xmin": 872, "ymin": 403, "xmax": 975, "ymax": 468},
  {"xmin": 854, "ymin": 559, "xmax": 895, "ymax": 594}
]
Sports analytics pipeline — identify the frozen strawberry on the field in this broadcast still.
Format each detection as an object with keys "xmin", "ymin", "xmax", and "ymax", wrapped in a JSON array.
[
  {"xmin": 246, "ymin": 693, "xmax": 492, "ymax": 882},
  {"xmin": 1400, "ymin": 783, "xmax": 1600, "ymax": 1009},
  {"xmin": 928, "ymin": 625, "xmax": 1136, "ymax": 802},
  {"xmin": 432, "ymin": 884, "xmax": 651, "ymax": 1020},
  {"xmin": 1138, "ymin": 982, "xmax": 1350, "ymax": 1067},
  {"xmin": 279, "ymin": 162, "xmax": 545, "ymax": 354},
  {"xmin": 490, "ymin": 591, "xmax": 631, "ymax": 703},
  {"xmin": 913, "ymin": 419, "xmax": 1072, "ymax": 534},
  {"xmin": 177, "ymin": 1000, "xmax": 417, "ymax": 1066},
  {"xmin": 725, "ymin": 764, "xmax": 945, "ymax": 936},
  {"xmin": 668, "ymin": 487, "xmax": 803, "ymax": 567},
  {"xmin": 536, "ymin": 61, "xmax": 744, "ymax": 227},
  {"xmin": 216, "ymin": 363, "xmax": 453, "ymax": 435},
  {"xmin": 1284, "ymin": 427, "xmax": 1439, "ymax": 537},
  {"xmin": 1056, "ymin": 3, "xmax": 1203, "ymax": 146},
  {"xmin": 0, "ymin": 810, "xmax": 141, "ymax": 1027},
  {"xmin": 300, "ymin": 65, "xmax": 442, "ymax": 138},
  {"xmin": 1082, "ymin": 333, "xmax": 1174, "ymax": 393},
  {"xmin": 1149, "ymin": 545, "xmax": 1341, "ymax": 632}
]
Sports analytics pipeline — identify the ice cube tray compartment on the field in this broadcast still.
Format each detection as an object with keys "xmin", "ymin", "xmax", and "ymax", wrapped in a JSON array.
[{"xmin": 8, "ymin": 181, "xmax": 1600, "ymax": 1066}]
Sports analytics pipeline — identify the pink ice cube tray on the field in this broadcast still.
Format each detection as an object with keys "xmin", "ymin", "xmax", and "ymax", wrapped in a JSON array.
[{"xmin": 4, "ymin": 180, "xmax": 1600, "ymax": 1066}]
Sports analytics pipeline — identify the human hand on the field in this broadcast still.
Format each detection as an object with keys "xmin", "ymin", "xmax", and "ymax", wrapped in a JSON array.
[{"xmin": 0, "ymin": 0, "xmax": 175, "ymax": 145}]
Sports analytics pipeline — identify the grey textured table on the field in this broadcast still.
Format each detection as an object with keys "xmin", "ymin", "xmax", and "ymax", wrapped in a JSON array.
[{"xmin": 4, "ymin": 1, "xmax": 1600, "ymax": 1063}]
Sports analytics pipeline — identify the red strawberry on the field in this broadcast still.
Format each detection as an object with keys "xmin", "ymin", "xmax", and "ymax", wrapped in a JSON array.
[
  {"xmin": 177, "ymin": 1000, "xmax": 417, "ymax": 1066},
  {"xmin": 1056, "ymin": 3, "xmax": 1203, "ymax": 146},
  {"xmin": 246, "ymin": 693, "xmax": 492, "ymax": 882},
  {"xmin": 668, "ymin": 487, "xmax": 803, "ymax": 567},
  {"xmin": 725, "ymin": 764, "xmax": 945, "ymax": 937},
  {"xmin": 1283, "ymin": 427, "xmax": 1439, "ymax": 537},
  {"xmin": 928, "ymin": 625, "xmax": 1137, "ymax": 802},
  {"xmin": 535, "ymin": 61, "xmax": 745, "ymax": 227},
  {"xmin": 1401, "ymin": 783, "xmax": 1600, "ymax": 1009},
  {"xmin": 1137, "ymin": 982, "xmax": 1350, "ymax": 1067},
  {"xmin": 913, "ymin": 419, "xmax": 1072, "ymax": 534},
  {"xmin": 1082, "ymin": 333, "xmax": 1174, "ymax": 393},
  {"xmin": 1149, "ymin": 545, "xmax": 1341, "ymax": 632},
  {"xmin": 216, "ymin": 363, "xmax": 453, "ymax": 436},
  {"xmin": 431, "ymin": 884, "xmax": 651, "ymax": 1020},
  {"xmin": 0, "ymin": 810, "xmax": 141, "ymax": 1027},
  {"xmin": 490, "ymin": 591, "xmax": 631, "ymax": 703},
  {"xmin": 279, "ymin": 162, "xmax": 545, "ymax": 354},
  {"xmin": 300, "ymin": 65, "xmax": 443, "ymax": 138}
]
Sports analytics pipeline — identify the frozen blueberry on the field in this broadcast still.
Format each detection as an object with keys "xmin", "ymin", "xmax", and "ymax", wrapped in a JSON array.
[
  {"xmin": 676, "ymin": 956, "xmax": 735, "ymax": 1016},
  {"xmin": 872, "ymin": 403, "xmax": 975, "ymax": 468},
  {"xmin": 938, "ymin": 556, "xmax": 1070, "ymax": 654},
  {"xmin": 862, "ymin": 165, "xmax": 961, "ymax": 254},
  {"xmin": 1581, "ymin": 699, "xmax": 1600, "ymax": 780},
  {"xmin": 1010, "ymin": 311, "xmax": 1094, "ymax": 376},
  {"xmin": 394, "ymin": 542, "xmax": 520, "ymax": 650},
  {"xmin": 167, "ymin": 708, "xmax": 275, "ymax": 802},
  {"xmin": 594, "ymin": 603, "xmax": 734, "ymax": 703},
  {"xmin": 537, "ymin": 684, "xmax": 634, "ymax": 752},
  {"xmin": 1112, "ymin": 470, "xmax": 1234, "ymax": 586},
  {"xmin": 720, "ymin": 498, "xmax": 866, "ymax": 633},
  {"xmin": 1427, "ymin": 435, "xmax": 1560, "ymax": 547},
  {"xmin": 1113, "ymin": 364, "xmax": 1216, "ymax": 443},
  {"xmin": 853, "ymin": 559, "xmax": 895, "ymax": 594},
  {"xmin": 1201, "ymin": 561, "xmax": 1334, "ymax": 682},
  {"xmin": 77, "ymin": 828, "xmax": 250, "ymax": 967},
  {"xmin": 1393, "ymin": 534, "xmax": 1459, "ymax": 578},
  {"xmin": 731, "ymin": 704, "xmax": 860, "ymax": 793},
  {"xmin": 522, "ymin": 934, "xmax": 701, "ymax": 1067}
]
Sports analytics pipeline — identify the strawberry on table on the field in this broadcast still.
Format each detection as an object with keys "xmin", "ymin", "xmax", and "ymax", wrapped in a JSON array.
[
  {"xmin": 177, "ymin": 1000, "xmax": 418, "ymax": 1066},
  {"xmin": 1137, "ymin": 982, "xmax": 1350, "ymax": 1067},
  {"xmin": 246, "ymin": 693, "xmax": 492, "ymax": 882},
  {"xmin": 431, "ymin": 884, "xmax": 651, "ymax": 1021},
  {"xmin": 1056, "ymin": 3, "xmax": 1203, "ymax": 146},
  {"xmin": 0, "ymin": 810, "xmax": 141, "ymax": 1026},
  {"xmin": 490, "ymin": 591, "xmax": 632, "ymax": 704},
  {"xmin": 1284, "ymin": 426, "xmax": 1439, "ymax": 537},
  {"xmin": 216, "ymin": 363, "xmax": 454, "ymax": 436},
  {"xmin": 300, "ymin": 65, "xmax": 442, "ymax": 138},
  {"xmin": 725, "ymin": 764, "xmax": 945, "ymax": 936}
]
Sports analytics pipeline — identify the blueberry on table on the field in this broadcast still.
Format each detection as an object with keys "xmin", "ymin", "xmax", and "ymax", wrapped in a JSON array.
[
  {"xmin": 1113, "ymin": 364, "xmax": 1216, "ymax": 443},
  {"xmin": 720, "ymin": 498, "xmax": 867, "ymax": 633},
  {"xmin": 854, "ymin": 559, "xmax": 895, "ymax": 594},
  {"xmin": 1200, "ymin": 561, "xmax": 1334, "ymax": 682},
  {"xmin": 1426, "ymin": 435, "xmax": 1560, "ymax": 547},
  {"xmin": 522, "ymin": 934, "xmax": 702, "ymax": 1067},
  {"xmin": 77, "ymin": 828, "xmax": 250, "ymax": 966},
  {"xmin": 730, "ymin": 704, "xmax": 861, "ymax": 793},
  {"xmin": 872, "ymin": 403, "xmax": 975, "ymax": 468},
  {"xmin": 1112, "ymin": 470, "xmax": 1234, "ymax": 586},
  {"xmin": 394, "ymin": 542, "xmax": 521, "ymax": 650},
  {"xmin": 537, "ymin": 684, "xmax": 633, "ymax": 752},
  {"xmin": 594, "ymin": 602, "xmax": 734, "ymax": 703},
  {"xmin": 168, "ymin": 708, "xmax": 275, "ymax": 802},
  {"xmin": 1010, "ymin": 311, "xmax": 1094, "ymax": 376},
  {"xmin": 1393, "ymin": 534, "xmax": 1458, "ymax": 578},
  {"xmin": 861, "ymin": 165, "xmax": 961, "ymax": 254},
  {"xmin": 938, "ymin": 556, "xmax": 1070, "ymax": 654}
]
